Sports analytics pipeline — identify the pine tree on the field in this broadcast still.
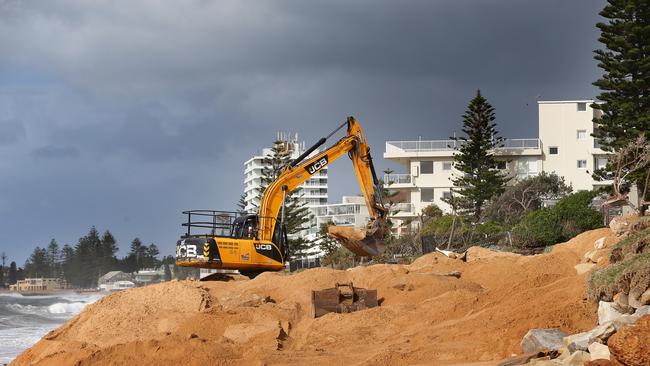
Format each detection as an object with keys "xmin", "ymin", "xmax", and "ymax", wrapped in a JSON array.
[
  {"xmin": 592, "ymin": 0, "xmax": 650, "ymax": 213},
  {"xmin": 73, "ymin": 228, "xmax": 101, "ymax": 288},
  {"xmin": 128, "ymin": 238, "xmax": 146, "ymax": 271},
  {"xmin": 450, "ymin": 90, "xmax": 509, "ymax": 220},
  {"xmin": 236, "ymin": 194, "xmax": 248, "ymax": 214},
  {"xmin": 146, "ymin": 243, "xmax": 160, "ymax": 268},
  {"xmin": 259, "ymin": 140, "xmax": 314, "ymax": 259},
  {"xmin": 61, "ymin": 244, "xmax": 75, "ymax": 285},
  {"xmin": 25, "ymin": 246, "xmax": 48, "ymax": 277},
  {"xmin": 46, "ymin": 239, "xmax": 60, "ymax": 278},
  {"xmin": 99, "ymin": 231, "xmax": 118, "ymax": 275},
  {"xmin": 8, "ymin": 261, "xmax": 17, "ymax": 285}
]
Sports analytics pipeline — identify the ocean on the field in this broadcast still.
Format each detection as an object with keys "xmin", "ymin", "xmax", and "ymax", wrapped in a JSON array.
[{"xmin": 0, "ymin": 292, "xmax": 103, "ymax": 364}]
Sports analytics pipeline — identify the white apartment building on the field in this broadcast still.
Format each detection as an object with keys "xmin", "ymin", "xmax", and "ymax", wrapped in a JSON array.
[
  {"xmin": 308, "ymin": 196, "xmax": 370, "ymax": 235},
  {"xmin": 383, "ymin": 100, "xmax": 612, "ymax": 233},
  {"xmin": 243, "ymin": 132, "xmax": 328, "ymax": 221}
]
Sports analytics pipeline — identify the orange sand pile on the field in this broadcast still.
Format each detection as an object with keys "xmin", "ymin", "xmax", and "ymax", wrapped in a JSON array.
[{"xmin": 12, "ymin": 228, "xmax": 618, "ymax": 366}]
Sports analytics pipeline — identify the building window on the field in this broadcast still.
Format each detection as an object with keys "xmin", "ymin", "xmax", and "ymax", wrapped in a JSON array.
[
  {"xmin": 549, "ymin": 146, "xmax": 559, "ymax": 155},
  {"xmin": 577, "ymin": 130, "xmax": 587, "ymax": 140},
  {"xmin": 421, "ymin": 188, "xmax": 434, "ymax": 202},
  {"xmin": 577, "ymin": 102, "xmax": 587, "ymax": 111},
  {"xmin": 595, "ymin": 157, "xmax": 608, "ymax": 170},
  {"xmin": 442, "ymin": 191, "xmax": 451, "ymax": 200},
  {"xmin": 442, "ymin": 162, "xmax": 452, "ymax": 170},
  {"xmin": 577, "ymin": 160, "xmax": 587, "ymax": 169},
  {"xmin": 495, "ymin": 161, "xmax": 506, "ymax": 170},
  {"xmin": 420, "ymin": 161, "xmax": 433, "ymax": 174}
]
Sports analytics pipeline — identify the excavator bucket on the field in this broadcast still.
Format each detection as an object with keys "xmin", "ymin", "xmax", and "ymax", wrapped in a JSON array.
[
  {"xmin": 328, "ymin": 218, "xmax": 389, "ymax": 257},
  {"xmin": 311, "ymin": 282, "xmax": 378, "ymax": 318}
]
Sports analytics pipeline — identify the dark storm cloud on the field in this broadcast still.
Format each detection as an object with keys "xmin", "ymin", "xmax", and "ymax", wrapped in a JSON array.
[
  {"xmin": 0, "ymin": 119, "xmax": 25, "ymax": 144},
  {"xmin": 31, "ymin": 145, "xmax": 79, "ymax": 159},
  {"xmin": 0, "ymin": 0, "xmax": 606, "ymax": 262}
]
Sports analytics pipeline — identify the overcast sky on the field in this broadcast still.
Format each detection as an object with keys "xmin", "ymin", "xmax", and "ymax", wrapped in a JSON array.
[{"xmin": 0, "ymin": 0, "xmax": 605, "ymax": 264}]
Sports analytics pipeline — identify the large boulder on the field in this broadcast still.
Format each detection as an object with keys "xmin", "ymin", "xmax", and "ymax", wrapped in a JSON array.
[
  {"xmin": 598, "ymin": 301, "xmax": 626, "ymax": 325},
  {"xmin": 608, "ymin": 314, "xmax": 650, "ymax": 366},
  {"xmin": 594, "ymin": 237, "xmax": 607, "ymax": 250},
  {"xmin": 564, "ymin": 351, "xmax": 591, "ymax": 365},
  {"xmin": 588, "ymin": 342, "xmax": 611, "ymax": 361},
  {"xmin": 609, "ymin": 216, "xmax": 630, "ymax": 236},
  {"xmin": 564, "ymin": 331, "xmax": 592, "ymax": 353},
  {"xmin": 520, "ymin": 328, "xmax": 567, "ymax": 353}
]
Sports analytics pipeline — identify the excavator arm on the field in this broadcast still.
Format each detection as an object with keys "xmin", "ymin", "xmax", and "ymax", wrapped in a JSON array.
[{"xmin": 258, "ymin": 116, "xmax": 389, "ymax": 256}]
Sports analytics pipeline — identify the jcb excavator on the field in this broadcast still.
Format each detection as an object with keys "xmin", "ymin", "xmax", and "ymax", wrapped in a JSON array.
[{"xmin": 175, "ymin": 117, "xmax": 389, "ymax": 278}]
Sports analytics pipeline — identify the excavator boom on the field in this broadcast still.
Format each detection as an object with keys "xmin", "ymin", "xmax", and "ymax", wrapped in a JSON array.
[{"xmin": 257, "ymin": 117, "xmax": 389, "ymax": 256}]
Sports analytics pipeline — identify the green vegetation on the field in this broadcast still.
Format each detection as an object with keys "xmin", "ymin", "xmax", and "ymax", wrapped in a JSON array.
[
  {"xmin": 511, "ymin": 191, "xmax": 602, "ymax": 248},
  {"xmin": 592, "ymin": 0, "xmax": 650, "ymax": 213},
  {"xmin": 449, "ymin": 90, "xmax": 509, "ymax": 220},
  {"xmin": 258, "ymin": 140, "xmax": 314, "ymax": 259}
]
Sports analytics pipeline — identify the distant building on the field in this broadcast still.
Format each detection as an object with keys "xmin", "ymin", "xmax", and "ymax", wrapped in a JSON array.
[
  {"xmin": 10, "ymin": 278, "xmax": 65, "ymax": 293},
  {"xmin": 100, "ymin": 280, "xmax": 135, "ymax": 292},
  {"xmin": 134, "ymin": 267, "xmax": 165, "ymax": 285},
  {"xmin": 98, "ymin": 271, "xmax": 133, "ymax": 289},
  {"xmin": 383, "ymin": 100, "xmax": 615, "ymax": 235},
  {"xmin": 243, "ymin": 132, "xmax": 328, "ymax": 238}
]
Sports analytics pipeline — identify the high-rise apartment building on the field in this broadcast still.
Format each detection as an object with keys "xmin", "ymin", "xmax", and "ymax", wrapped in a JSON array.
[
  {"xmin": 243, "ymin": 132, "xmax": 328, "ymax": 214},
  {"xmin": 383, "ymin": 100, "xmax": 613, "ymax": 234}
]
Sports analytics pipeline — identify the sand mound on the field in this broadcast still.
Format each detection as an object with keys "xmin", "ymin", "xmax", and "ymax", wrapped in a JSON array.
[{"xmin": 12, "ymin": 227, "xmax": 619, "ymax": 366}]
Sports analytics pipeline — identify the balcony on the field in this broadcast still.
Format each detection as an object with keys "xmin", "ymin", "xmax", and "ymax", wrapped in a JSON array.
[
  {"xmin": 388, "ymin": 203, "xmax": 416, "ymax": 217},
  {"xmin": 385, "ymin": 138, "xmax": 542, "ymax": 159},
  {"xmin": 383, "ymin": 173, "xmax": 414, "ymax": 188}
]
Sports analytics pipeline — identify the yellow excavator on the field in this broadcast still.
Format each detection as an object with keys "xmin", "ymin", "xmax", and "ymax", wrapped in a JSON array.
[{"xmin": 175, "ymin": 117, "xmax": 389, "ymax": 278}]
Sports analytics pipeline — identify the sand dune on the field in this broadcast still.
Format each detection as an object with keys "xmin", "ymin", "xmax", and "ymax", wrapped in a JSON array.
[{"xmin": 11, "ymin": 228, "xmax": 616, "ymax": 366}]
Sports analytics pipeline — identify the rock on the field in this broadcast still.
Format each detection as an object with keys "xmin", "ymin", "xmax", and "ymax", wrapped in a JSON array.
[
  {"xmin": 640, "ymin": 288, "xmax": 650, "ymax": 306},
  {"xmin": 588, "ymin": 249, "xmax": 608, "ymax": 264},
  {"xmin": 587, "ymin": 322, "xmax": 616, "ymax": 344},
  {"xmin": 521, "ymin": 328, "xmax": 568, "ymax": 353},
  {"xmin": 609, "ymin": 216, "xmax": 629, "ymax": 236},
  {"xmin": 598, "ymin": 301, "xmax": 625, "ymax": 325},
  {"xmin": 613, "ymin": 293, "xmax": 633, "ymax": 314},
  {"xmin": 583, "ymin": 250, "xmax": 597, "ymax": 263},
  {"xmin": 564, "ymin": 331, "xmax": 592, "ymax": 352},
  {"xmin": 588, "ymin": 342, "xmax": 610, "ymax": 361},
  {"xmin": 575, "ymin": 263, "xmax": 596, "ymax": 275},
  {"xmin": 594, "ymin": 237, "xmax": 607, "ymax": 250},
  {"xmin": 563, "ymin": 350, "xmax": 591, "ymax": 365},
  {"xmin": 635, "ymin": 305, "xmax": 650, "ymax": 317},
  {"xmin": 610, "ymin": 314, "xmax": 641, "ymax": 330},
  {"xmin": 187, "ymin": 333, "xmax": 198, "ymax": 339},
  {"xmin": 608, "ymin": 314, "xmax": 650, "ymax": 366}
]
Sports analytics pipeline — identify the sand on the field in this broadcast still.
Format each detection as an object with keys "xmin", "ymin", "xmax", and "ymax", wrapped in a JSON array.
[{"xmin": 11, "ymin": 228, "xmax": 617, "ymax": 366}]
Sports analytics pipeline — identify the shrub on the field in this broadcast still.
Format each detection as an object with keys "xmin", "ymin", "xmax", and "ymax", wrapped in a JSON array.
[
  {"xmin": 511, "ymin": 191, "xmax": 602, "ymax": 248},
  {"xmin": 511, "ymin": 208, "xmax": 563, "ymax": 248}
]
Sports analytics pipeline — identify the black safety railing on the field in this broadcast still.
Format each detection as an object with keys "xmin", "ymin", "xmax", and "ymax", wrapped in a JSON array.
[
  {"xmin": 181, "ymin": 210, "xmax": 279, "ymax": 239},
  {"xmin": 182, "ymin": 210, "xmax": 241, "ymax": 238}
]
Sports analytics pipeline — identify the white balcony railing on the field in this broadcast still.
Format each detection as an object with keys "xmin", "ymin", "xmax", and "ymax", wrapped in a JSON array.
[
  {"xmin": 386, "ymin": 138, "xmax": 540, "ymax": 154},
  {"xmin": 383, "ymin": 173, "xmax": 412, "ymax": 185},
  {"xmin": 390, "ymin": 203, "xmax": 415, "ymax": 214}
]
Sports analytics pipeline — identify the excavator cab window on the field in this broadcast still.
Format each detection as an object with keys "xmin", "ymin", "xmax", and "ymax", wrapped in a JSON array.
[{"xmin": 231, "ymin": 215, "xmax": 258, "ymax": 239}]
